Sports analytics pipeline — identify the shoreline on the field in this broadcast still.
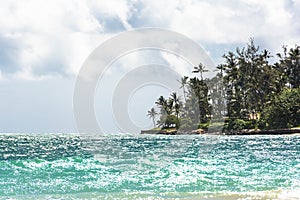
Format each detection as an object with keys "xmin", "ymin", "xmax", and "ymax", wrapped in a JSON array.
[
  {"xmin": 5, "ymin": 190, "xmax": 300, "ymax": 200},
  {"xmin": 141, "ymin": 128, "xmax": 300, "ymax": 135}
]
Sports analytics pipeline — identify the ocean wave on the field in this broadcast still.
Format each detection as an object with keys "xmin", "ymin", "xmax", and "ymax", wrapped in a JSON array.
[{"xmin": 0, "ymin": 134, "xmax": 300, "ymax": 198}]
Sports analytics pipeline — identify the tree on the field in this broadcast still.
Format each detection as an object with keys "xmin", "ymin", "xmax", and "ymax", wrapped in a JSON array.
[
  {"xmin": 147, "ymin": 108, "xmax": 158, "ymax": 128},
  {"xmin": 262, "ymin": 88, "xmax": 300, "ymax": 129},
  {"xmin": 170, "ymin": 92, "xmax": 181, "ymax": 120},
  {"xmin": 222, "ymin": 51, "xmax": 241, "ymax": 118},
  {"xmin": 222, "ymin": 39, "xmax": 276, "ymax": 119},
  {"xmin": 215, "ymin": 64, "xmax": 226, "ymax": 77},
  {"xmin": 147, "ymin": 39, "xmax": 300, "ymax": 132},
  {"xmin": 208, "ymin": 73, "xmax": 226, "ymax": 119},
  {"xmin": 275, "ymin": 45, "xmax": 300, "ymax": 88},
  {"xmin": 192, "ymin": 63, "xmax": 209, "ymax": 80},
  {"xmin": 164, "ymin": 115, "xmax": 180, "ymax": 129},
  {"xmin": 155, "ymin": 96, "xmax": 167, "ymax": 113},
  {"xmin": 178, "ymin": 76, "xmax": 189, "ymax": 102},
  {"xmin": 188, "ymin": 77, "xmax": 210, "ymax": 123},
  {"xmin": 155, "ymin": 96, "xmax": 168, "ymax": 128}
]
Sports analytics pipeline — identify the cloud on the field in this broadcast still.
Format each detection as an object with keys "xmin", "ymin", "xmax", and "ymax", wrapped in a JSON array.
[
  {"xmin": 135, "ymin": 0, "xmax": 297, "ymax": 43},
  {"xmin": 0, "ymin": 34, "xmax": 22, "ymax": 74},
  {"xmin": 0, "ymin": 0, "xmax": 134, "ymax": 80},
  {"xmin": 0, "ymin": 0, "xmax": 299, "ymax": 80},
  {"xmin": 88, "ymin": 0, "xmax": 134, "ymax": 31}
]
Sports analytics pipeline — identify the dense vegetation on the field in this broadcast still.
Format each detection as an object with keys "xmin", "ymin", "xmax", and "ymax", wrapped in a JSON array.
[{"xmin": 147, "ymin": 40, "xmax": 300, "ymax": 133}]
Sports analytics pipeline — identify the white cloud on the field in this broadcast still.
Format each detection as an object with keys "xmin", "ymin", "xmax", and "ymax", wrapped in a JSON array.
[
  {"xmin": 0, "ymin": 0, "xmax": 133, "ymax": 80},
  {"xmin": 0, "ymin": 0, "xmax": 299, "ymax": 80},
  {"xmin": 135, "ymin": 0, "xmax": 298, "ymax": 45},
  {"xmin": 88, "ymin": 0, "xmax": 134, "ymax": 30},
  {"xmin": 160, "ymin": 52, "xmax": 192, "ymax": 76}
]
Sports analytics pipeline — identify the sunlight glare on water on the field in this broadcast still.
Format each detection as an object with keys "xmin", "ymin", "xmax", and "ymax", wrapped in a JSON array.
[{"xmin": 0, "ymin": 133, "xmax": 300, "ymax": 199}]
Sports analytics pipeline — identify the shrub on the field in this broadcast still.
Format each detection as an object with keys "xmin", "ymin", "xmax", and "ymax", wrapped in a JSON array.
[
  {"xmin": 179, "ymin": 117, "xmax": 196, "ymax": 131},
  {"xmin": 262, "ymin": 88, "xmax": 300, "ymax": 129},
  {"xmin": 161, "ymin": 115, "xmax": 180, "ymax": 129},
  {"xmin": 198, "ymin": 123, "xmax": 210, "ymax": 130}
]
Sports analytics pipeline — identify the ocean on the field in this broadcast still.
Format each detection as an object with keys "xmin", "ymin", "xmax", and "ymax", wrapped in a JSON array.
[{"xmin": 0, "ymin": 133, "xmax": 300, "ymax": 199}]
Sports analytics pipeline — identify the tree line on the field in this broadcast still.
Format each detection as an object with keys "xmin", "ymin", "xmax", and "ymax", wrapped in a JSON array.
[{"xmin": 147, "ymin": 39, "xmax": 300, "ymax": 133}]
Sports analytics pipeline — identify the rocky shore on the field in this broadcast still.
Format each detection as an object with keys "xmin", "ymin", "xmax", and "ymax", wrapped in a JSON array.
[
  {"xmin": 140, "ymin": 128, "xmax": 300, "ymax": 135},
  {"xmin": 230, "ymin": 128, "xmax": 300, "ymax": 135},
  {"xmin": 141, "ymin": 129, "xmax": 211, "ymax": 135},
  {"xmin": 140, "ymin": 129, "xmax": 205, "ymax": 135}
]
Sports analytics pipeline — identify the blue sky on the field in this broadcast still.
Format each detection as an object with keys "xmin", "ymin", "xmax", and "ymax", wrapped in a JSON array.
[{"xmin": 0, "ymin": 0, "xmax": 300, "ymax": 133}]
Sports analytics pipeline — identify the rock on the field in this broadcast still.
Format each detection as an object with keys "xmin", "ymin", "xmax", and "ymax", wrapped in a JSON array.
[
  {"xmin": 190, "ymin": 129, "xmax": 205, "ymax": 134},
  {"xmin": 140, "ymin": 129, "xmax": 178, "ymax": 135},
  {"xmin": 141, "ymin": 130, "xmax": 160, "ymax": 134}
]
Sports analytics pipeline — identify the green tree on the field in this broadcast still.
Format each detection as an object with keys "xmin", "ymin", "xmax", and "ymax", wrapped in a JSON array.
[
  {"xmin": 263, "ymin": 88, "xmax": 300, "ymax": 129},
  {"xmin": 222, "ymin": 51, "xmax": 241, "ymax": 118},
  {"xmin": 188, "ymin": 77, "xmax": 211, "ymax": 123},
  {"xmin": 147, "ymin": 108, "xmax": 158, "ymax": 128},
  {"xmin": 164, "ymin": 115, "xmax": 180, "ymax": 129},
  {"xmin": 171, "ymin": 92, "xmax": 181, "ymax": 120},
  {"xmin": 275, "ymin": 45, "xmax": 300, "ymax": 88},
  {"xmin": 156, "ymin": 96, "xmax": 167, "ymax": 114},
  {"xmin": 208, "ymin": 73, "xmax": 226, "ymax": 119},
  {"xmin": 155, "ymin": 94, "xmax": 182, "ymax": 128},
  {"xmin": 178, "ymin": 76, "xmax": 189, "ymax": 102},
  {"xmin": 155, "ymin": 96, "xmax": 168, "ymax": 128},
  {"xmin": 192, "ymin": 63, "xmax": 209, "ymax": 80},
  {"xmin": 148, "ymin": 40, "xmax": 300, "ymax": 133},
  {"xmin": 222, "ymin": 39, "xmax": 277, "ymax": 120}
]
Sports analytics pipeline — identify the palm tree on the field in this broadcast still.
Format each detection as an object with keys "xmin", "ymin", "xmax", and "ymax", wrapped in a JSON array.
[
  {"xmin": 147, "ymin": 108, "xmax": 158, "ymax": 128},
  {"xmin": 215, "ymin": 64, "xmax": 226, "ymax": 77},
  {"xmin": 178, "ymin": 76, "xmax": 188, "ymax": 102},
  {"xmin": 156, "ymin": 96, "xmax": 167, "ymax": 114},
  {"xmin": 166, "ymin": 98, "xmax": 174, "ymax": 115},
  {"xmin": 188, "ymin": 77, "xmax": 210, "ymax": 123},
  {"xmin": 171, "ymin": 92, "xmax": 181, "ymax": 119},
  {"xmin": 287, "ymin": 45, "xmax": 300, "ymax": 88},
  {"xmin": 192, "ymin": 63, "xmax": 209, "ymax": 80}
]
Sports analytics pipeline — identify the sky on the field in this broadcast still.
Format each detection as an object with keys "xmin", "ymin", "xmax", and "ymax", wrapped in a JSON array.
[{"xmin": 0, "ymin": 0, "xmax": 300, "ymax": 133}]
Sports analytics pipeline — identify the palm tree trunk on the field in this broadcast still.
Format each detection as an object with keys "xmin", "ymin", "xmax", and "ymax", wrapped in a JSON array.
[
  {"xmin": 152, "ymin": 118, "xmax": 156, "ymax": 128},
  {"xmin": 183, "ymin": 87, "xmax": 187, "ymax": 102}
]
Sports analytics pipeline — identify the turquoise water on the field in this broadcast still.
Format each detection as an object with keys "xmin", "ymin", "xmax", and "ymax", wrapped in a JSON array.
[{"xmin": 0, "ymin": 134, "xmax": 300, "ymax": 199}]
